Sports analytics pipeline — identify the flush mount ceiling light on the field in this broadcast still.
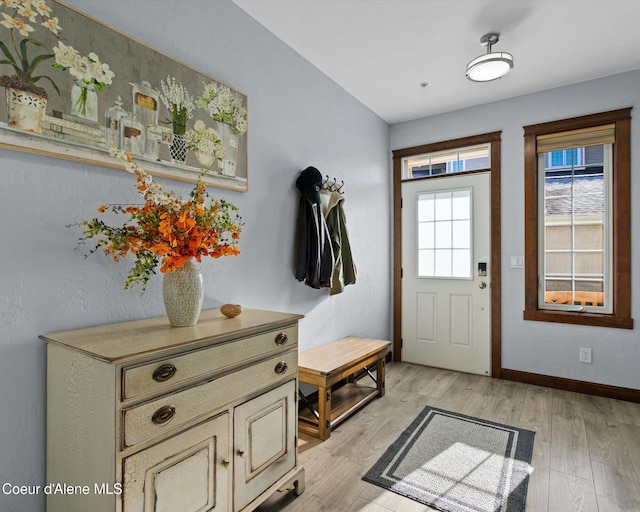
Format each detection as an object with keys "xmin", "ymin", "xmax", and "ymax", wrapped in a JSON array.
[{"xmin": 466, "ymin": 32, "xmax": 513, "ymax": 82}]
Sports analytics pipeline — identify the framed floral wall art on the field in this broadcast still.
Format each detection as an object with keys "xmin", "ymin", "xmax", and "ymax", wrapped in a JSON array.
[{"xmin": 0, "ymin": 0, "xmax": 248, "ymax": 192}]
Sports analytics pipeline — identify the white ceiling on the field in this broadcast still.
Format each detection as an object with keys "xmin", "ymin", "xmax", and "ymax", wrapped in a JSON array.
[{"xmin": 232, "ymin": 0, "xmax": 640, "ymax": 124}]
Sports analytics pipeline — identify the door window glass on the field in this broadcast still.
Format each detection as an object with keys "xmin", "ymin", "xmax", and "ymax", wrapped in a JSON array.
[{"xmin": 417, "ymin": 189, "xmax": 472, "ymax": 278}]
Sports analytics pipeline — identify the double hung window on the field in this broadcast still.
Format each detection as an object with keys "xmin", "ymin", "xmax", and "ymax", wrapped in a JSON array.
[{"xmin": 523, "ymin": 109, "xmax": 632, "ymax": 328}]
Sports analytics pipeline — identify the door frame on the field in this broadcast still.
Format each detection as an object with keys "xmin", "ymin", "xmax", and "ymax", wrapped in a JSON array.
[{"xmin": 392, "ymin": 131, "xmax": 502, "ymax": 378}]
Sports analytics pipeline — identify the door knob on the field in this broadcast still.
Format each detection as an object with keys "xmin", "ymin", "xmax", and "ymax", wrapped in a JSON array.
[{"xmin": 479, "ymin": 281, "xmax": 487, "ymax": 289}]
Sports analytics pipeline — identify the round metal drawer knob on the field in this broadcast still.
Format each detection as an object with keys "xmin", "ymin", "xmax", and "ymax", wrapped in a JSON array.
[
  {"xmin": 152, "ymin": 405, "xmax": 176, "ymax": 425},
  {"xmin": 152, "ymin": 364, "xmax": 177, "ymax": 382},
  {"xmin": 275, "ymin": 332, "xmax": 288, "ymax": 346},
  {"xmin": 274, "ymin": 361, "xmax": 288, "ymax": 375}
]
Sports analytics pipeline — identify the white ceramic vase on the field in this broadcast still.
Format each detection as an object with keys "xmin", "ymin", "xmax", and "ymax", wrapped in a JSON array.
[{"xmin": 162, "ymin": 258, "xmax": 204, "ymax": 327}]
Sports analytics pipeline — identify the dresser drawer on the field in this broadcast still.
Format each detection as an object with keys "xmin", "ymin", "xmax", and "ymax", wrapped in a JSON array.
[
  {"xmin": 123, "ymin": 350, "xmax": 297, "ymax": 448},
  {"xmin": 122, "ymin": 326, "xmax": 297, "ymax": 400}
]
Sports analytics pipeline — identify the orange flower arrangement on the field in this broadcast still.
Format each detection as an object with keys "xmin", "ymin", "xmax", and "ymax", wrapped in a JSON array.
[{"xmin": 77, "ymin": 148, "xmax": 241, "ymax": 289}]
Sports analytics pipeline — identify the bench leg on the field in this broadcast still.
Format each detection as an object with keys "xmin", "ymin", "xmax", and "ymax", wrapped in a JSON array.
[
  {"xmin": 298, "ymin": 390, "xmax": 319, "ymax": 420},
  {"xmin": 317, "ymin": 384, "xmax": 331, "ymax": 440},
  {"xmin": 376, "ymin": 359, "xmax": 385, "ymax": 397}
]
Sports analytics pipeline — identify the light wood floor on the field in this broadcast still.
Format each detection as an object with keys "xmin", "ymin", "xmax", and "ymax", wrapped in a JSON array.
[{"xmin": 256, "ymin": 361, "xmax": 640, "ymax": 512}]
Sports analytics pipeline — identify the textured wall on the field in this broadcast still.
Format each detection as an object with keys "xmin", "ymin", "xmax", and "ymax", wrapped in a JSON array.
[
  {"xmin": 391, "ymin": 70, "xmax": 640, "ymax": 391},
  {"xmin": 0, "ymin": 1, "xmax": 390, "ymax": 510}
]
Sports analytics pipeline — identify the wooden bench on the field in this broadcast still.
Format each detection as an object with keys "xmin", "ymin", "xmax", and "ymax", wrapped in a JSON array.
[{"xmin": 297, "ymin": 336, "xmax": 390, "ymax": 440}]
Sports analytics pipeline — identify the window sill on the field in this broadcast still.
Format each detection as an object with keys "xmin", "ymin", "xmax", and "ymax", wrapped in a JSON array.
[{"xmin": 523, "ymin": 309, "xmax": 633, "ymax": 329}]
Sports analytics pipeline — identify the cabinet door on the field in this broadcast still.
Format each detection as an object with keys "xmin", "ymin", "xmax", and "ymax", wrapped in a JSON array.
[
  {"xmin": 123, "ymin": 413, "xmax": 230, "ymax": 512},
  {"xmin": 233, "ymin": 380, "xmax": 296, "ymax": 511}
]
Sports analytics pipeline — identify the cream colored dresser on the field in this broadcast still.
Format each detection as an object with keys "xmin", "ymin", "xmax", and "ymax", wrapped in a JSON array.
[{"xmin": 42, "ymin": 308, "xmax": 305, "ymax": 512}]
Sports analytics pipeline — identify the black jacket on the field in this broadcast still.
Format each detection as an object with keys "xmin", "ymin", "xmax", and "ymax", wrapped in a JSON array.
[{"xmin": 294, "ymin": 167, "xmax": 334, "ymax": 289}]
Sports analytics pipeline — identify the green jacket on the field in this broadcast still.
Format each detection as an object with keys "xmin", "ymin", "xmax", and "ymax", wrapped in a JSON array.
[{"xmin": 322, "ymin": 191, "xmax": 356, "ymax": 295}]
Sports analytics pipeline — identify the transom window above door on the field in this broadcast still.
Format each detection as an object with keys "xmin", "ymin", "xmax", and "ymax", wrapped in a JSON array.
[{"xmin": 402, "ymin": 144, "xmax": 490, "ymax": 179}]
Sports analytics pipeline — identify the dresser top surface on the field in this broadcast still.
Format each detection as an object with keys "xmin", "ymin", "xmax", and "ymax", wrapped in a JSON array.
[{"xmin": 41, "ymin": 308, "xmax": 303, "ymax": 363}]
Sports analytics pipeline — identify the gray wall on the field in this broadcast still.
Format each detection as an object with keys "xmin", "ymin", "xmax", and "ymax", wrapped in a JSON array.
[
  {"xmin": 0, "ymin": 1, "xmax": 390, "ymax": 510},
  {"xmin": 391, "ymin": 70, "xmax": 640, "ymax": 391}
]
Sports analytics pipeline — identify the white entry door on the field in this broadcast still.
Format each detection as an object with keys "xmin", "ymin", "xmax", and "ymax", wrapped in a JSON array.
[{"xmin": 401, "ymin": 172, "xmax": 491, "ymax": 375}]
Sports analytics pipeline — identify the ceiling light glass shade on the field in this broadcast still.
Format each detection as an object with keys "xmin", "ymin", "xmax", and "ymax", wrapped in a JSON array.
[{"xmin": 466, "ymin": 52, "xmax": 514, "ymax": 82}]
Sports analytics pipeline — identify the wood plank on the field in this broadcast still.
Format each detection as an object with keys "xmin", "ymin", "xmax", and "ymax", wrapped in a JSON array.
[
  {"xmin": 390, "ymin": 364, "xmax": 442, "ymax": 403},
  {"xmin": 548, "ymin": 470, "xmax": 598, "ymax": 512},
  {"xmin": 346, "ymin": 497, "xmax": 397, "ymax": 512},
  {"xmin": 619, "ymin": 422, "xmax": 640, "ymax": 476},
  {"xmin": 611, "ymin": 398, "xmax": 640, "ymax": 426},
  {"xmin": 583, "ymin": 409, "xmax": 633, "ymax": 469},
  {"xmin": 484, "ymin": 379, "xmax": 528, "ymax": 426},
  {"xmin": 332, "ymin": 409, "xmax": 417, "ymax": 470},
  {"xmin": 358, "ymin": 484, "xmax": 433, "ymax": 512},
  {"xmin": 305, "ymin": 455, "xmax": 370, "ymax": 511},
  {"xmin": 416, "ymin": 368, "xmax": 459, "ymax": 400},
  {"xmin": 521, "ymin": 385, "xmax": 553, "ymax": 512},
  {"xmin": 423, "ymin": 371, "xmax": 489, "ymax": 412},
  {"xmin": 550, "ymin": 409, "xmax": 593, "ymax": 481},
  {"xmin": 592, "ymin": 460, "xmax": 640, "ymax": 511}
]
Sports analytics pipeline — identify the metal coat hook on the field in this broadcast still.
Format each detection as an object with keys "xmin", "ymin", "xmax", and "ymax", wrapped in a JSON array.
[{"xmin": 321, "ymin": 174, "xmax": 345, "ymax": 194}]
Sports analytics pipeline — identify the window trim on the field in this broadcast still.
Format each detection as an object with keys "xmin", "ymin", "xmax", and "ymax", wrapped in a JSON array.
[{"xmin": 523, "ymin": 108, "xmax": 633, "ymax": 329}]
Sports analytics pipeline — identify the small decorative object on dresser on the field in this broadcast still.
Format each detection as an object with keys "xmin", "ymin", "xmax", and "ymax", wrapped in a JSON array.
[
  {"xmin": 220, "ymin": 303, "xmax": 243, "ymax": 318},
  {"xmin": 41, "ymin": 308, "xmax": 305, "ymax": 512},
  {"xmin": 73, "ymin": 149, "xmax": 242, "ymax": 326}
]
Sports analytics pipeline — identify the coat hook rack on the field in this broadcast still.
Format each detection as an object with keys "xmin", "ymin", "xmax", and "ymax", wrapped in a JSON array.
[{"xmin": 321, "ymin": 175, "xmax": 345, "ymax": 194}]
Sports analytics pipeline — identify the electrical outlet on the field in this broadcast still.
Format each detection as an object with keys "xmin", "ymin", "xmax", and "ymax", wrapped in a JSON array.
[{"xmin": 579, "ymin": 347, "xmax": 592, "ymax": 364}]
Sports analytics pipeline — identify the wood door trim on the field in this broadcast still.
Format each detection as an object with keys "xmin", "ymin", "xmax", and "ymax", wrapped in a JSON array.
[{"xmin": 392, "ymin": 132, "xmax": 502, "ymax": 378}]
